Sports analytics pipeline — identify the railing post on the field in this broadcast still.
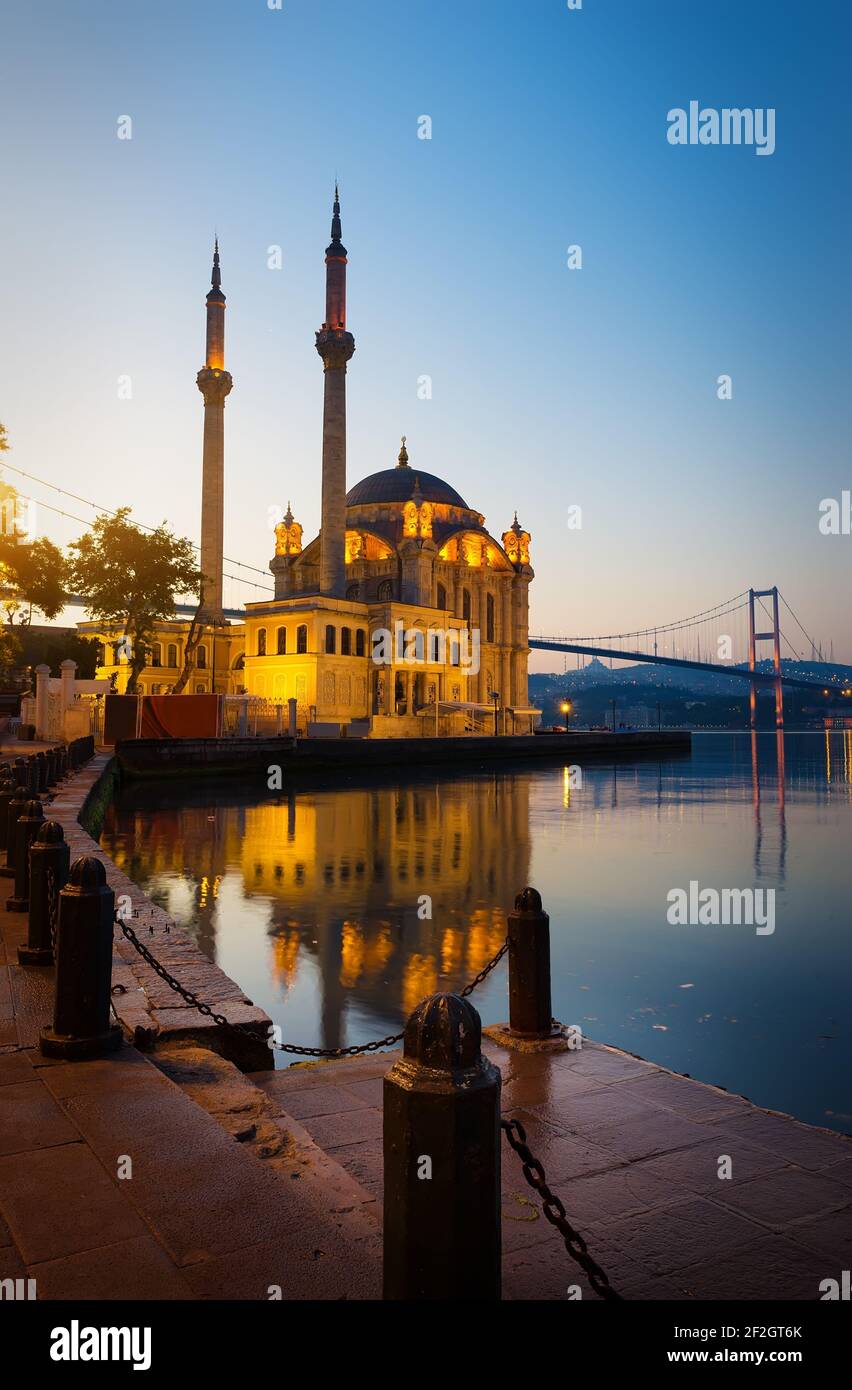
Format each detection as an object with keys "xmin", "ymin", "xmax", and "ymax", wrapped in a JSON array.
[
  {"xmin": 40, "ymin": 856, "xmax": 122, "ymax": 1060},
  {"xmin": 7, "ymin": 798, "xmax": 45, "ymax": 912},
  {"xmin": 18, "ymin": 821, "xmax": 70, "ymax": 965},
  {"xmin": 1, "ymin": 783, "xmax": 30, "ymax": 880},
  {"xmin": 507, "ymin": 887, "xmax": 555, "ymax": 1038},
  {"xmin": 383, "ymin": 992, "xmax": 501, "ymax": 1300}
]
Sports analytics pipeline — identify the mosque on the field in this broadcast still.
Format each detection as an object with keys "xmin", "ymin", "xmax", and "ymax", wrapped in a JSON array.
[{"xmin": 82, "ymin": 192, "xmax": 538, "ymax": 736}]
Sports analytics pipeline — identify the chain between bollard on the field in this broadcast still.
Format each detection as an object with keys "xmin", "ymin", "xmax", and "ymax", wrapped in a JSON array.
[
  {"xmin": 115, "ymin": 913, "xmax": 509, "ymax": 1059},
  {"xmin": 501, "ymin": 1117, "xmax": 622, "ymax": 1301}
]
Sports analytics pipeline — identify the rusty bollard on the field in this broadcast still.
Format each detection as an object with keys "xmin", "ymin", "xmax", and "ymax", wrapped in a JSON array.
[
  {"xmin": 18, "ymin": 821, "xmax": 70, "ymax": 965},
  {"xmin": 40, "ymin": 856, "xmax": 122, "ymax": 1060},
  {"xmin": 2, "ymin": 783, "xmax": 30, "ymax": 880},
  {"xmin": 15, "ymin": 756, "xmax": 34, "ymax": 795},
  {"xmin": 56, "ymin": 745, "xmax": 68, "ymax": 779},
  {"xmin": 507, "ymin": 887, "xmax": 559, "ymax": 1039},
  {"xmin": 383, "ymin": 993, "xmax": 501, "ymax": 1300},
  {"xmin": 44, "ymin": 746, "xmax": 57, "ymax": 786},
  {"xmin": 7, "ymin": 799, "xmax": 45, "ymax": 912}
]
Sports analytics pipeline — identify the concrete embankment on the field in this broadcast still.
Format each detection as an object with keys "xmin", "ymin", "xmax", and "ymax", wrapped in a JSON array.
[{"xmin": 115, "ymin": 729, "xmax": 691, "ymax": 779}]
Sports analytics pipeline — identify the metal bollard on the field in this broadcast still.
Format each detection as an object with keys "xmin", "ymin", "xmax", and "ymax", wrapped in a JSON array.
[
  {"xmin": 35, "ymin": 751, "xmax": 48, "ymax": 792},
  {"xmin": 18, "ymin": 821, "xmax": 70, "ymax": 965},
  {"xmin": 40, "ymin": 856, "xmax": 122, "ymax": 1060},
  {"xmin": 44, "ymin": 747, "xmax": 56, "ymax": 786},
  {"xmin": 383, "ymin": 992, "xmax": 501, "ymax": 1300},
  {"xmin": 0, "ymin": 777, "xmax": 15, "ymax": 858},
  {"xmin": 507, "ymin": 887, "xmax": 556, "ymax": 1039},
  {"xmin": 15, "ymin": 756, "xmax": 34, "ymax": 795},
  {"xmin": 2, "ymin": 784, "xmax": 30, "ymax": 880},
  {"xmin": 7, "ymin": 799, "xmax": 45, "ymax": 912},
  {"xmin": 56, "ymin": 745, "xmax": 68, "ymax": 779}
]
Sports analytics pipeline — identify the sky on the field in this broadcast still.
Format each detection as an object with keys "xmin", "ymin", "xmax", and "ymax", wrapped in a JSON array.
[{"xmin": 1, "ymin": 0, "xmax": 850, "ymax": 668}]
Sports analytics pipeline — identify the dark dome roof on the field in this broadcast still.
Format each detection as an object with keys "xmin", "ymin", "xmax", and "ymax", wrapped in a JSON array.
[{"xmin": 346, "ymin": 468, "xmax": 469, "ymax": 509}]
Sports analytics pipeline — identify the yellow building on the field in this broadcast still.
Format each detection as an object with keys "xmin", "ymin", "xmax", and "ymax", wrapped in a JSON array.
[{"xmin": 81, "ymin": 192, "xmax": 537, "ymax": 734}]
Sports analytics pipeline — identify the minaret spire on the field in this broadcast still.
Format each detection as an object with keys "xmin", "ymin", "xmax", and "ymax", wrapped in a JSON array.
[
  {"xmin": 316, "ymin": 185, "xmax": 356, "ymax": 597},
  {"xmin": 196, "ymin": 237, "xmax": 233, "ymax": 624}
]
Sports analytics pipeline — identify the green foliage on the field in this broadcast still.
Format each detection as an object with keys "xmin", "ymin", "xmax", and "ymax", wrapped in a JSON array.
[
  {"xmin": 68, "ymin": 508, "xmax": 202, "ymax": 694},
  {"xmin": 0, "ymin": 536, "xmax": 67, "ymax": 624},
  {"xmin": 16, "ymin": 628, "xmax": 99, "ymax": 679}
]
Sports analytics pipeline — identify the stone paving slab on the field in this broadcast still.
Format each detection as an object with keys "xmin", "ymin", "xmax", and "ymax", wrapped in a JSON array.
[{"xmin": 253, "ymin": 1037, "xmax": 852, "ymax": 1301}]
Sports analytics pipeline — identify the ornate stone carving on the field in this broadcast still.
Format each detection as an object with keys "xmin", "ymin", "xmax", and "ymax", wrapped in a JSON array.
[
  {"xmin": 315, "ymin": 327, "xmax": 355, "ymax": 371},
  {"xmin": 196, "ymin": 367, "xmax": 233, "ymax": 405}
]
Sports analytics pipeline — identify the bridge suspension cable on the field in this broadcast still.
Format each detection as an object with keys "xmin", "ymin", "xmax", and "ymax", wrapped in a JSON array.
[{"xmin": 538, "ymin": 590, "xmax": 750, "ymax": 645}]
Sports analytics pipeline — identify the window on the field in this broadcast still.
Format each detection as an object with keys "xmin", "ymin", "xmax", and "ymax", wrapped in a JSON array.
[
  {"xmin": 449, "ymin": 633, "xmax": 460, "ymax": 666},
  {"xmin": 297, "ymin": 624, "xmax": 308, "ymax": 654},
  {"xmin": 346, "ymin": 583, "xmax": 359, "ymax": 600},
  {"xmin": 151, "ymin": 643, "xmax": 162, "ymax": 668},
  {"xmin": 462, "ymin": 589, "xmax": 471, "ymax": 624},
  {"xmin": 413, "ymin": 629, "xmax": 425, "ymax": 661},
  {"xmin": 325, "ymin": 625, "xmax": 336, "ymax": 654},
  {"xmin": 152, "ymin": 684, "xmax": 161, "ymax": 695},
  {"xmin": 377, "ymin": 579, "xmax": 393, "ymax": 601},
  {"xmin": 95, "ymin": 644, "xmax": 105, "ymax": 666},
  {"xmin": 277, "ymin": 627, "xmax": 287, "ymax": 655},
  {"xmin": 486, "ymin": 593, "xmax": 495, "ymax": 644},
  {"xmin": 196, "ymin": 645, "xmax": 207, "ymax": 669},
  {"xmin": 167, "ymin": 644, "xmax": 178, "ymax": 667},
  {"xmin": 257, "ymin": 628, "xmax": 267, "ymax": 656},
  {"xmin": 436, "ymin": 581, "xmax": 447, "ymax": 611},
  {"xmin": 341, "ymin": 627, "xmax": 351, "ymax": 655},
  {"xmin": 195, "ymin": 683, "xmax": 205, "ymax": 693},
  {"xmin": 428, "ymin": 630, "xmax": 441, "ymax": 663},
  {"xmin": 355, "ymin": 629, "xmax": 366, "ymax": 657}
]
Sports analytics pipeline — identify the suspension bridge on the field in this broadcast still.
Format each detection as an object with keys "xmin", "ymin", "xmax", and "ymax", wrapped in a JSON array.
[{"xmin": 530, "ymin": 587, "xmax": 849, "ymax": 729}]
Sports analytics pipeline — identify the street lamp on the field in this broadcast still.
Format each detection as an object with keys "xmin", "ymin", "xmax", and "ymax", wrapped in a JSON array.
[
  {"xmin": 490, "ymin": 689, "xmax": 500, "ymax": 736},
  {"xmin": 560, "ymin": 700, "xmax": 572, "ymax": 733}
]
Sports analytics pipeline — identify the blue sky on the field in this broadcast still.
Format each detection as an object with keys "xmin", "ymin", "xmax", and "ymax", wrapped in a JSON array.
[{"xmin": 1, "ymin": 0, "xmax": 849, "ymax": 665}]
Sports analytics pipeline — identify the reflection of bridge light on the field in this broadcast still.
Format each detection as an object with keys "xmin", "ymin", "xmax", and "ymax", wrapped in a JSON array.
[{"xmin": 563, "ymin": 765, "xmax": 572, "ymax": 808}]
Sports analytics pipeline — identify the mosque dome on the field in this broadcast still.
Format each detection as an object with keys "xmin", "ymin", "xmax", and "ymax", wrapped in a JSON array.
[{"xmin": 346, "ymin": 437, "xmax": 469, "ymax": 510}]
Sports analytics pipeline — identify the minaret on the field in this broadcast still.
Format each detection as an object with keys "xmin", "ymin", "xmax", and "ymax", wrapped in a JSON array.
[
  {"xmin": 316, "ymin": 185, "xmax": 355, "ymax": 597},
  {"xmin": 196, "ymin": 238, "xmax": 233, "ymax": 621}
]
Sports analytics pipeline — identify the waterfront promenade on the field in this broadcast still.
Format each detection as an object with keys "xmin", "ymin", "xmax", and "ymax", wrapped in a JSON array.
[{"xmin": 1, "ymin": 751, "xmax": 850, "ymax": 1300}]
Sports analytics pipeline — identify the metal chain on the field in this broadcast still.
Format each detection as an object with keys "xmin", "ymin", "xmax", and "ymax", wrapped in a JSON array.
[
  {"xmin": 115, "ymin": 914, "xmax": 508, "ymax": 1060},
  {"xmin": 46, "ymin": 866, "xmax": 59, "ymax": 955},
  {"xmin": 501, "ymin": 1117, "xmax": 622, "ymax": 1301},
  {"xmin": 459, "ymin": 938, "xmax": 508, "ymax": 997}
]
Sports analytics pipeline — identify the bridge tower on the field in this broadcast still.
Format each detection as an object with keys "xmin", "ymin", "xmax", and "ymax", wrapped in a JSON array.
[{"xmin": 748, "ymin": 587, "xmax": 784, "ymax": 731}]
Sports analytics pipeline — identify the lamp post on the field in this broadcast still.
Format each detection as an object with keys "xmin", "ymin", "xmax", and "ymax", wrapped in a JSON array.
[
  {"xmin": 560, "ymin": 700, "xmax": 572, "ymax": 733},
  {"xmin": 611, "ymin": 699, "xmax": 617, "ymax": 732},
  {"xmin": 490, "ymin": 690, "xmax": 500, "ymax": 736}
]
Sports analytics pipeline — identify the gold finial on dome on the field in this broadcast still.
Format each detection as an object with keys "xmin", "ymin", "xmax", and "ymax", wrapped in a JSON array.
[{"xmin": 397, "ymin": 435, "xmax": 409, "ymax": 468}]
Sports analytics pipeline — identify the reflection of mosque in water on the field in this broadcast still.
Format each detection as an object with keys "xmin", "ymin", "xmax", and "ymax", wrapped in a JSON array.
[{"xmin": 102, "ymin": 773, "xmax": 531, "ymax": 1048}]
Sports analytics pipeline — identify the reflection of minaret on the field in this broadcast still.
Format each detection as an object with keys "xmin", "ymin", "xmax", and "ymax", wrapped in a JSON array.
[
  {"xmin": 196, "ymin": 239, "xmax": 233, "ymax": 620},
  {"xmin": 316, "ymin": 186, "xmax": 355, "ymax": 596}
]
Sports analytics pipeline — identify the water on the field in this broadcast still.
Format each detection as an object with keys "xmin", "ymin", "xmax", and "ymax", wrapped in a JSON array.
[{"xmin": 99, "ymin": 732, "xmax": 852, "ymax": 1132}]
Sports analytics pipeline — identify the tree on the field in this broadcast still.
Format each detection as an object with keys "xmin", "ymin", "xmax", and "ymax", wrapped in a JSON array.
[
  {"xmin": 68, "ymin": 508, "xmax": 202, "ymax": 695},
  {"xmin": 0, "ymin": 536, "xmax": 67, "ymax": 625},
  {"xmin": 171, "ymin": 584, "xmax": 207, "ymax": 695}
]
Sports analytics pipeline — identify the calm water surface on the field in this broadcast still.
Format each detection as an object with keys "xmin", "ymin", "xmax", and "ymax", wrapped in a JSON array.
[{"xmin": 100, "ymin": 732, "xmax": 852, "ymax": 1132}]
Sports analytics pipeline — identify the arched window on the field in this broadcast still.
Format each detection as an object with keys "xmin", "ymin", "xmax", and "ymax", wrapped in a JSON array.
[
  {"xmin": 436, "ymin": 581, "xmax": 447, "ymax": 611},
  {"xmin": 257, "ymin": 628, "xmax": 267, "ymax": 656},
  {"xmin": 413, "ymin": 629, "xmax": 425, "ymax": 661},
  {"xmin": 325, "ymin": 625, "xmax": 336, "ymax": 654},
  {"xmin": 151, "ymin": 643, "xmax": 162, "ymax": 668},
  {"xmin": 277, "ymin": 627, "xmax": 287, "ymax": 655},
  {"xmin": 341, "ymin": 627, "xmax": 351, "ymax": 655},
  {"xmin": 296, "ymin": 624, "xmax": 308, "ymax": 654},
  {"xmin": 167, "ymin": 643, "xmax": 178, "ymax": 667},
  {"xmin": 462, "ymin": 589, "xmax": 471, "ymax": 624},
  {"xmin": 377, "ymin": 579, "xmax": 393, "ymax": 601},
  {"xmin": 449, "ymin": 634, "xmax": 460, "ymax": 666},
  {"xmin": 486, "ymin": 593, "xmax": 495, "ymax": 644},
  {"xmin": 346, "ymin": 583, "xmax": 359, "ymax": 600},
  {"xmin": 355, "ymin": 629, "xmax": 366, "ymax": 657},
  {"xmin": 428, "ymin": 630, "xmax": 441, "ymax": 663},
  {"xmin": 196, "ymin": 645, "xmax": 207, "ymax": 669}
]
